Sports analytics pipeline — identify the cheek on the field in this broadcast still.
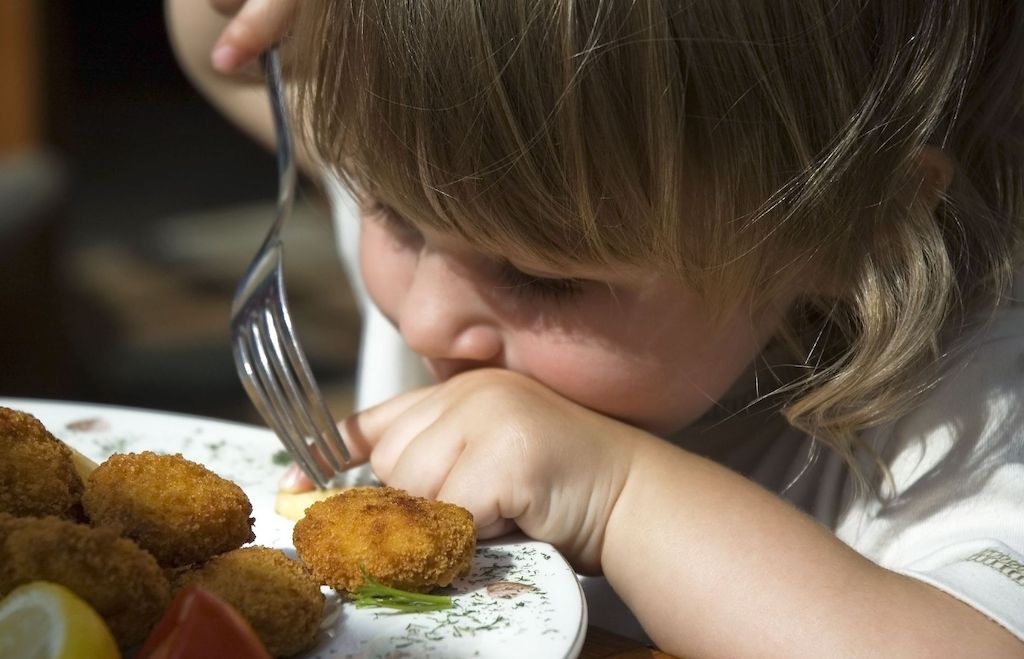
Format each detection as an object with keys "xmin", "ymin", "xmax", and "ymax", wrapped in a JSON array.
[
  {"xmin": 512, "ymin": 303, "xmax": 767, "ymax": 435},
  {"xmin": 518, "ymin": 342, "xmax": 712, "ymax": 435},
  {"xmin": 358, "ymin": 222, "xmax": 414, "ymax": 319}
]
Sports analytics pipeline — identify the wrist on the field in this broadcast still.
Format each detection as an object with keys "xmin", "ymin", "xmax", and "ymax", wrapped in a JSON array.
[{"xmin": 591, "ymin": 429, "xmax": 668, "ymax": 573}]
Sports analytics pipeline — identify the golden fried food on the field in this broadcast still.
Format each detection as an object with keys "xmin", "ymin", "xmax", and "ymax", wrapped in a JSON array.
[
  {"xmin": 293, "ymin": 486, "xmax": 476, "ymax": 594},
  {"xmin": 0, "ymin": 406, "xmax": 84, "ymax": 519},
  {"xmin": 82, "ymin": 451, "xmax": 255, "ymax": 567},
  {"xmin": 0, "ymin": 513, "xmax": 170, "ymax": 648},
  {"xmin": 174, "ymin": 546, "xmax": 324, "ymax": 657}
]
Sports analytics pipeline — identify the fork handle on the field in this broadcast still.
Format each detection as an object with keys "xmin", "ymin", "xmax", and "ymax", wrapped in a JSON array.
[{"xmin": 263, "ymin": 47, "xmax": 296, "ymax": 242}]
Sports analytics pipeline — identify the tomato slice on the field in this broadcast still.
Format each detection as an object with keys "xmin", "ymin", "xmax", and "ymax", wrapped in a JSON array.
[{"xmin": 135, "ymin": 584, "xmax": 271, "ymax": 659}]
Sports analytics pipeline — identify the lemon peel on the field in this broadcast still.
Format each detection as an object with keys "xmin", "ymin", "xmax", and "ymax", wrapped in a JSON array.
[{"xmin": 0, "ymin": 581, "xmax": 121, "ymax": 659}]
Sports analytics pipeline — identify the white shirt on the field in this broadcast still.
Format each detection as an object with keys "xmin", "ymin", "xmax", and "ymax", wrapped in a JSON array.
[
  {"xmin": 322, "ymin": 176, "xmax": 433, "ymax": 412},
  {"xmin": 832, "ymin": 299, "xmax": 1024, "ymax": 642},
  {"xmin": 669, "ymin": 278, "xmax": 1024, "ymax": 643},
  {"xmin": 324, "ymin": 174, "xmax": 1024, "ymax": 643}
]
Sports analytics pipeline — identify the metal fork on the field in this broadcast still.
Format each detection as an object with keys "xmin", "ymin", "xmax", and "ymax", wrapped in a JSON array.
[{"xmin": 230, "ymin": 48, "xmax": 350, "ymax": 489}]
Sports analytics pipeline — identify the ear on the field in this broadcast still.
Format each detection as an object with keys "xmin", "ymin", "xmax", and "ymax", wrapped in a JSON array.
[{"xmin": 917, "ymin": 146, "xmax": 954, "ymax": 212}]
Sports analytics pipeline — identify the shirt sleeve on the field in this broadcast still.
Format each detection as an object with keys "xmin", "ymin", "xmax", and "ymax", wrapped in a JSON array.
[
  {"xmin": 835, "ymin": 312, "xmax": 1024, "ymax": 643},
  {"xmin": 896, "ymin": 542, "xmax": 1024, "ymax": 642}
]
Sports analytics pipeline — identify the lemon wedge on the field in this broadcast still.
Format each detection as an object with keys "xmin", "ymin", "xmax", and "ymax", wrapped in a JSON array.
[
  {"xmin": 274, "ymin": 486, "xmax": 348, "ymax": 521},
  {"xmin": 66, "ymin": 445, "xmax": 100, "ymax": 481},
  {"xmin": 0, "ymin": 581, "xmax": 121, "ymax": 659}
]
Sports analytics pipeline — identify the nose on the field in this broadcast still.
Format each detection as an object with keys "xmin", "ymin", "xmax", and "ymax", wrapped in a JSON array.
[{"xmin": 396, "ymin": 251, "xmax": 504, "ymax": 367}]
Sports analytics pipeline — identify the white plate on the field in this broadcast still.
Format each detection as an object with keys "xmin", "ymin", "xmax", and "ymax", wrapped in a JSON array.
[{"xmin": 1, "ymin": 398, "xmax": 587, "ymax": 659}]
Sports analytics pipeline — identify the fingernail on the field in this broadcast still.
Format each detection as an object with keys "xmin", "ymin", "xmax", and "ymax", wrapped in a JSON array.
[
  {"xmin": 211, "ymin": 45, "xmax": 239, "ymax": 73},
  {"xmin": 277, "ymin": 466, "xmax": 305, "ymax": 493}
]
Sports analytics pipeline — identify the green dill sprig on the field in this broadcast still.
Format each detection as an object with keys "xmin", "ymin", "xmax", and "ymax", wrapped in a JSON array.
[{"xmin": 351, "ymin": 566, "xmax": 453, "ymax": 613}]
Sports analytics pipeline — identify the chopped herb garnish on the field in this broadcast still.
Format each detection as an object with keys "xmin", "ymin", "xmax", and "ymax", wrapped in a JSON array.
[
  {"xmin": 271, "ymin": 449, "xmax": 294, "ymax": 466},
  {"xmin": 352, "ymin": 567, "xmax": 453, "ymax": 613}
]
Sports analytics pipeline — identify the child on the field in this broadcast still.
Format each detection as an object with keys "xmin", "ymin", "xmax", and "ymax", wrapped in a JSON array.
[{"xmin": 168, "ymin": 0, "xmax": 1024, "ymax": 655}]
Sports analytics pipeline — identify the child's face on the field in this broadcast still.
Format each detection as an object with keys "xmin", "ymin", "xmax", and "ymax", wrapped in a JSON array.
[{"xmin": 359, "ymin": 206, "xmax": 788, "ymax": 435}]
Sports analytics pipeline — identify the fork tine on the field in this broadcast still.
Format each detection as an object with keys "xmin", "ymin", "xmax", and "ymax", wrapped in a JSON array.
[
  {"xmin": 261, "ymin": 302, "xmax": 349, "ymax": 473},
  {"xmin": 269, "ymin": 287, "xmax": 352, "ymax": 466},
  {"xmin": 242, "ymin": 320, "xmax": 334, "ymax": 489},
  {"xmin": 235, "ymin": 326, "xmax": 331, "ymax": 489}
]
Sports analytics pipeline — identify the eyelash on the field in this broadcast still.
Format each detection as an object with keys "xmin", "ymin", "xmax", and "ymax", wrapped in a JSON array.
[
  {"xmin": 495, "ymin": 264, "xmax": 584, "ymax": 302},
  {"xmin": 367, "ymin": 201, "xmax": 423, "ymax": 245},
  {"xmin": 367, "ymin": 199, "xmax": 584, "ymax": 303}
]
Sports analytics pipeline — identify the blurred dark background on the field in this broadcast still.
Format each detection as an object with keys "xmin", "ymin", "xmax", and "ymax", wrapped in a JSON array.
[{"xmin": 0, "ymin": 1, "xmax": 359, "ymax": 422}]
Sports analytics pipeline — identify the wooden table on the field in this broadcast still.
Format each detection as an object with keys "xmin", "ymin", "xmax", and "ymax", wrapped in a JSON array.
[
  {"xmin": 580, "ymin": 626, "xmax": 678, "ymax": 658},
  {"xmin": 0, "ymin": 0, "xmax": 41, "ymax": 152}
]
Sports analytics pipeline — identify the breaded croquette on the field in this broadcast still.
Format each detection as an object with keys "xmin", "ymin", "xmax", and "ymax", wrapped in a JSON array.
[
  {"xmin": 0, "ymin": 512, "xmax": 170, "ymax": 648},
  {"xmin": 83, "ymin": 451, "xmax": 255, "ymax": 567},
  {"xmin": 174, "ymin": 546, "xmax": 324, "ymax": 657},
  {"xmin": 0, "ymin": 406, "xmax": 84, "ymax": 519},
  {"xmin": 293, "ymin": 486, "xmax": 476, "ymax": 594}
]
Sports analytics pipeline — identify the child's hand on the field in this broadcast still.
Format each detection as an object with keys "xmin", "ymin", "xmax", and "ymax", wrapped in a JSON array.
[
  {"xmin": 208, "ymin": 0, "xmax": 297, "ymax": 73},
  {"xmin": 340, "ymin": 368, "xmax": 652, "ymax": 574}
]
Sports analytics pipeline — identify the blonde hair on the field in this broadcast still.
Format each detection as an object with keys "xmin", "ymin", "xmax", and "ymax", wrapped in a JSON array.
[{"xmin": 292, "ymin": 1, "xmax": 1024, "ymax": 477}]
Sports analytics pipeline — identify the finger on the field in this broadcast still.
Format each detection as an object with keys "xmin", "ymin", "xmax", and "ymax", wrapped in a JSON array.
[
  {"xmin": 477, "ymin": 519, "xmax": 518, "ymax": 540},
  {"xmin": 209, "ymin": 0, "xmax": 246, "ymax": 17},
  {"xmin": 366, "ymin": 398, "xmax": 448, "ymax": 482},
  {"xmin": 211, "ymin": 0, "xmax": 297, "ymax": 73},
  {"xmin": 277, "ymin": 462, "xmax": 314, "ymax": 492},
  {"xmin": 276, "ymin": 440, "xmax": 342, "ymax": 491},
  {"xmin": 435, "ymin": 447, "xmax": 527, "ymax": 537},
  {"xmin": 382, "ymin": 421, "xmax": 467, "ymax": 498},
  {"xmin": 338, "ymin": 385, "xmax": 439, "ymax": 466}
]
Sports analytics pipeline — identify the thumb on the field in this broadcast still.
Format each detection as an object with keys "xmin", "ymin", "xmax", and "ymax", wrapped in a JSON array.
[
  {"xmin": 277, "ymin": 462, "xmax": 314, "ymax": 492},
  {"xmin": 211, "ymin": 0, "xmax": 297, "ymax": 73}
]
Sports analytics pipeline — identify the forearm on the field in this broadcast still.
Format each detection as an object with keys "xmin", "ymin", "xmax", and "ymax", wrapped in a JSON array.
[{"xmin": 602, "ymin": 438, "xmax": 1020, "ymax": 657}]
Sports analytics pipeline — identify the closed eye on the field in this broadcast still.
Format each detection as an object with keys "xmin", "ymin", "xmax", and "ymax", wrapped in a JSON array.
[
  {"xmin": 364, "ymin": 200, "xmax": 423, "ymax": 248},
  {"xmin": 495, "ymin": 261, "xmax": 584, "ymax": 302},
  {"xmin": 363, "ymin": 197, "xmax": 585, "ymax": 303}
]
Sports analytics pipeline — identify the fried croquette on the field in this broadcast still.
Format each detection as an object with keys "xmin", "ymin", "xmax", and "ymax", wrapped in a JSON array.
[
  {"xmin": 0, "ymin": 406, "xmax": 84, "ymax": 519},
  {"xmin": 0, "ymin": 513, "xmax": 170, "ymax": 648},
  {"xmin": 83, "ymin": 451, "xmax": 255, "ymax": 567},
  {"xmin": 293, "ymin": 486, "xmax": 476, "ymax": 594},
  {"xmin": 174, "ymin": 546, "xmax": 324, "ymax": 657}
]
